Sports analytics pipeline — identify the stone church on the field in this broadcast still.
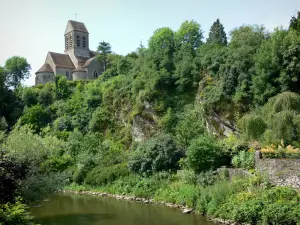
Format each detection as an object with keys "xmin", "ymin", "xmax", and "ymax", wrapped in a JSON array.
[{"xmin": 35, "ymin": 20, "xmax": 104, "ymax": 85}]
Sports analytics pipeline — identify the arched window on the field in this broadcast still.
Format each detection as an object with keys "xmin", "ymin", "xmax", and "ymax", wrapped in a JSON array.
[
  {"xmin": 83, "ymin": 37, "xmax": 86, "ymax": 48},
  {"xmin": 94, "ymin": 71, "xmax": 98, "ymax": 78},
  {"xmin": 66, "ymin": 36, "xmax": 69, "ymax": 50},
  {"xmin": 66, "ymin": 71, "xmax": 70, "ymax": 79},
  {"xmin": 77, "ymin": 35, "xmax": 80, "ymax": 47},
  {"xmin": 69, "ymin": 35, "xmax": 72, "ymax": 48}
]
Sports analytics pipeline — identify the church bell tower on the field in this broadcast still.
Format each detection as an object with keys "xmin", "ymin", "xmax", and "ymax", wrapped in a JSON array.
[{"xmin": 64, "ymin": 20, "xmax": 90, "ymax": 58}]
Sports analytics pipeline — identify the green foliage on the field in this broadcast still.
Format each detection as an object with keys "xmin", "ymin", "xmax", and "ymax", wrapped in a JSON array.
[
  {"xmin": 4, "ymin": 56, "xmax": 31, "ymax": 89},
  {"xmin": 128, "ymin": 134, "xmax": 183, "ymax": 175},
  {"xmin": 97, "ymin": 41, "xmax": 112, "ymax": 71},
  {"xmin": 175, "ymin": 105, "xmax": 205, "ymax": 148},
  {"xmin": 238, "ymin": 114, "xmax": 267, "ymax": 140},
  {"xmin": 186, "ymin": 135, "xmax": 227, "ymax": 173},
  {"xmin": 207, "ymin": 18, "xmax": 227, "ymax": 46},
  {"xmin": 232, "ymin": 150, "xmax": 255, "ymax": 169},
  {"xmin": 0, "ymin": 200, "xmax": 38, "ymax": 225},
  {"xmin": 85, "ymin": 163, "xmax": 129, "ymax": 186},
  {"xmin": 20, "ymin": 87, "xmax": 39, "ymax": 107},
  {"xmin": 89, "ymin": 107, "xmax": 113, "ymax": 133},
  {"xmin": 0, "ymin": 117, "xmax": 8, "ymax": 131},
  {"xmin": 215, "ymin": 187, "xmax": 300, "ymax": 224},
  {"xmin": 19, "ymin": 104, "xmax": 50, "ymax": 133},
  {"xmin": 20, "ymin": 173, "xmax": 66, "ymax": 203},
  {"xmin": 289, "ymin": 11, "xmax": 300, "ymax": 33},
  {"xmin": 55, "ymin": 76, "xmax": 72, "ymax": 100}
]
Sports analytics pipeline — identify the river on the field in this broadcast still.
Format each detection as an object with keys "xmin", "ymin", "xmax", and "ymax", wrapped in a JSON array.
[{"xmin": 30, "ymin": 194, "xmax": 217, "ymax": 225}]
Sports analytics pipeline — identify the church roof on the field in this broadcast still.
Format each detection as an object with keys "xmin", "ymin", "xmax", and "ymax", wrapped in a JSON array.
[
  {"xmin": 73, "ymin": 66, "xmax": 86, "ymax": 72},
  {"xmin": 36, "ymin": 63, "xmax": 54, "ymax": 73},
  {"xmin": 82, "ymin": 57, "xmax": 95, "ymax": 68},
  {"xmin": 49, "ymin": 52, "xmax": 75, "ymax": 69},
  {"xmin": 65, "ymin": 20, "xmax": 89, "ymax": 34}
]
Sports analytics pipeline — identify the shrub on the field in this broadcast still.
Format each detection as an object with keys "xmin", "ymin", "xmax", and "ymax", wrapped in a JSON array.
[
  {"xmin": 186, "ymin": 135, "xmax": 228, "ymax": 173},
  {"xmin": 20, "ymin": 173, "xmax": 67, "ymax": 203},
  {"xmin": 128, "ymin": 134, "xmax": 183, "ymax": 175},
  {"xmin": 238, "ymin": 114, "xmax": 267, "ymax": 140},
  {"xmin": 19, "ymin": 104, "xmax": 50, "ymax": 133},
  {"xmin": 0, "ymin": 200, "xmax": 38, "ymax": 225},
  {"xmin": 0, "ymin": 117, "xmax": 8, "ymax": 131},
  {"xmin": 85, "ymin": 163, "xmax": 130, "ymax": 186},
  {"xmin": 232, "ymin": 150, "xmax": 255, "ymax": 169}
]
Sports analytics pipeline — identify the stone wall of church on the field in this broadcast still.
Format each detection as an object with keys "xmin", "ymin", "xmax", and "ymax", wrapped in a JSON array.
[
  {"xmin": 86, "ymin": 60, "xmax": 104, "ymax": 79},
  {"xmin": 73, "ymin": 31, "xmax": 90, "ymax": 58},
  {"xmin": 56, "ymin": 67, "xmax": 73, "ymax": 80},
  {"xmin": 72, "ymin": 71, "xmax": 87, "ymax": 81},
  {"xmin": 36, "ymin": 72, "xmax": 55, "ymax": 85}
]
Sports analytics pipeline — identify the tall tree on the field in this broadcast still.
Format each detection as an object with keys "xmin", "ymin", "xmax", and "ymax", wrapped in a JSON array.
[
  {"xmin": 174, "ymin": 20, "xmax": 203, "ymax": 91},
  {"xmin": 4, "ymin": 56, "xmax": 31, "ymax": 89},
  {"xmin": 289, "ymin": 11, "xmax": 300, "ymax": 33},
  {"xmin": 97, "ymin": 41, "xmax": 112, "ymax": 71},
  {"xmin": 207, "ymin": 19, "xmax": 228, "ymax": 46}
]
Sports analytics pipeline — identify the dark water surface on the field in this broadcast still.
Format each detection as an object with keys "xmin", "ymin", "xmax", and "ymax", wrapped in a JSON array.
[{"xmin": 30, "ymin": 194, "xmax": 217, "ymax": 225}]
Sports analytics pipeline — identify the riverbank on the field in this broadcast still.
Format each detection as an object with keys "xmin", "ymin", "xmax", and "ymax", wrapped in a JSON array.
[{"xmin": 63, "ymin": 174, "xmax": 300, "ymax": 225}]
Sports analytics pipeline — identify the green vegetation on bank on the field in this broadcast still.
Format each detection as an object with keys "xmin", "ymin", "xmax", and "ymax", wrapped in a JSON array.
[
  {"xmin": 1, "ymin": 12, "xmax": 300, "ymax": 225},
  {"xmin": 65, "ymin": 173, "xmax": 300, "ymax": 225}
]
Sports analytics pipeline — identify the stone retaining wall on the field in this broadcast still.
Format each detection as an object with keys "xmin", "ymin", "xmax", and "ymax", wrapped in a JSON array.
[{"xmin": 255, "ymin": 151, "xmax": 300, "ymax": 189}]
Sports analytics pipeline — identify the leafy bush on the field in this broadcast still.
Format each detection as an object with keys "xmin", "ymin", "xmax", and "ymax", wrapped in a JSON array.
[
  {"xmin": 85, "ymin": 163, "xmax": 130, "ymax": 186},
  {"xmin": 128, "ymin": 134, "xmax": 183, "ymax": 175},
  {"xmin": 40, "ymin": 154, "xmax": 73, "ymax": 173},
  {"xmin": 215, "ymin": 186, "xmax": 300, "ymax": 224},
  {"xmin": 19, "ymin": 104, "xmax": 50, "ymax": 133},
  {"xmin": 186, "ymin": 135, "xmax": 228, "ymax": 173},
  {"xmin": 232, "ymin": 150, "xmax": 255, "ymax": 169},
  {"xmin": 0, "ymin": 200, "xmax": 38, "ymax": 225},
  {"xmin": 0, "ymin": 117, "xmax": 8, "ymax": 131},
  {"xmin": 20, "ymin": 173, "xmax": 67, "ymax": 203},
  {"xmin": 238, "ymin": 114, "xmax": 267, "ymax": 140},
  {"xmin": 175, "ymin": 105, "xmax": 205, "ymax": 148}
]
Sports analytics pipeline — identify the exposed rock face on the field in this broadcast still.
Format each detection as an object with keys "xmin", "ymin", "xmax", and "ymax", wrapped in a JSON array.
[
  {"xmin": 131, "ymin": 101, "xmax": 157, "ymax": 142},
  {"xmin": 205, "ymin": 111, "xmax": 237, "ymax": 137}
]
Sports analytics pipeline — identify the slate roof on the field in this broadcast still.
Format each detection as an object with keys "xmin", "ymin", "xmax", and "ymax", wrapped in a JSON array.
[
  {"xmin": 36, "ymin": 63, "xmax": 54, "ymax": 73},
  {"xmin": 49, "ymin": 52, "xmax": 75, "ymax": 69},
  {"xmin": 69, "ymin": 20, "xmax": 89, "ymax": 33}
]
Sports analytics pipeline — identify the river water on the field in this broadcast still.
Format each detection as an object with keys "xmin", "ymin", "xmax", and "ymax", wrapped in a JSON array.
[{"xmin": 30, "ymin": 194, "xmax": 217, "ymax": 225}]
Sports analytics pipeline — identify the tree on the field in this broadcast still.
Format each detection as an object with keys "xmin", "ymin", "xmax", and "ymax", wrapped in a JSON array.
[
  {"xmin": 186, "ymin": 135, "xmax": 226, "ymax": 173},
  {"xmin": 128, "ymin": 134, "xmax": 183, "ymax": 175},
  {"xmin": 19, "ymin": 104, "xmax": 50, "ymax": 133},
  {"xmin": 148, "ymin": 27, "xmax": 175, "ymax": 71},
  {"xmin": 207, "ymin": 19, "xmax": 227, "ymax": 46},
  {"xmin": 4, "ymin": 56, "xmax": 31, "ymax": 89},
  {"xmin": 175, "ymin": 20, "xmax": 203, "ymax": 49},
  {"xmin": 174, "ymin": 21, "xmax": 203, "ymax": 91},
  {"xmin": 289, "ymin": 11, "xmax": 300, "ymax": 33},
  {"xmin": 97, "ymin": 41, "xmax": 112, "ymax": 71}
]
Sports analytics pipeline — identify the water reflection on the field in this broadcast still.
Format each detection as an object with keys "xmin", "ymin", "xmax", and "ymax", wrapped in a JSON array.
[{"xmin": 30, "ymin": 194, "xmax": 217, "ymax": 225}]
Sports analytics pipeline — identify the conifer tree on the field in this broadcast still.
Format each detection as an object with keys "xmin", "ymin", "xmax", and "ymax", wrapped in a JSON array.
[{"xmin": 207, "ymin": 19, "xmax": 227, "ymax": 46}]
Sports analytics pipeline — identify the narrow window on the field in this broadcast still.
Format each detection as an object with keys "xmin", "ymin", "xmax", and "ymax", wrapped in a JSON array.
[
  {"xmin": 66, "ymin": 36, "xmax": 69, "ymax": 50},
  {"xmin": 94, "ymin": 71, "xmax": 98, "ymax": 78},
  {"xmin": 83, "ymin": 37, "xmax": 86, "ymax": 47},
  {"xmin": 69, "ymin": 35, "xmax": 72, "ymax": 48},
  {"xmin": 66, "ymin": 71, "xmax": 70, "ymax": 79},
  {"xmin": 77, "ymin": 35, "xmax": 80, "ymax": 47}
]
